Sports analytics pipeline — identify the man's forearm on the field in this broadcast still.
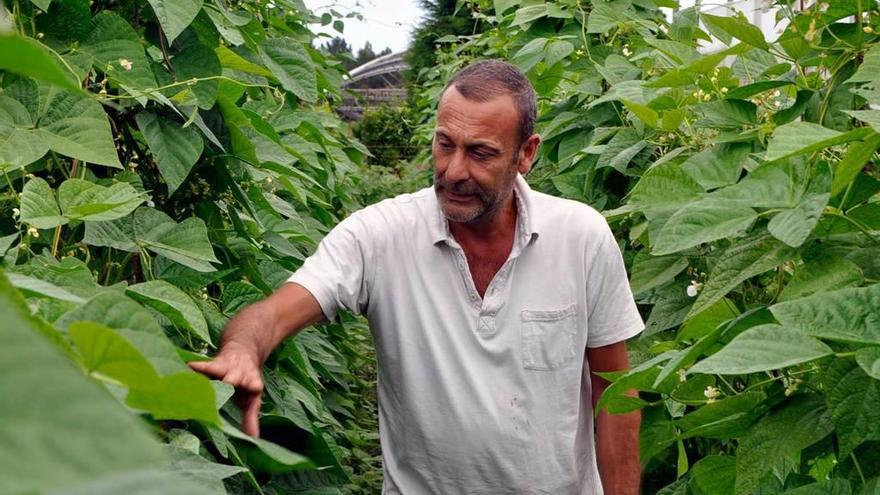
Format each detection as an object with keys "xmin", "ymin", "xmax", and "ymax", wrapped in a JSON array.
[
  {"xmin": 220, "ymin": 282, "xmax": 325, "ymax": 363},
  {"xmin": 595, "ymin": 408, "xmax": 641, "ymax": 495}
]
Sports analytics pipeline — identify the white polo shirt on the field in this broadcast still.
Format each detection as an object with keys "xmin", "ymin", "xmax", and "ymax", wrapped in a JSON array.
[{"xmin": 288, "ymin": 175, "xmax": 644, "ymax": 494}]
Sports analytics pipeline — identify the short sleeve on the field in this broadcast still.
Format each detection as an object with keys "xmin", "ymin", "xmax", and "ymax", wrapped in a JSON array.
[
  {"xmin": 287, "ymin": 212, "xmax": 375, "ymax": 322},
  {"xmin": 585, "ymin": 223, "xmax": 644, "ymax": 348}
]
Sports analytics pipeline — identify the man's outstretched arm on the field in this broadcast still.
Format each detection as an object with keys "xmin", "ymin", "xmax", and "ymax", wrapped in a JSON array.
[
  {"xmin": 588, "ymin": 341, "xmax": 642, "ymax": 495},
  {"xmin": 189, "ymin": 282, "xmax": 324, "ymax": 437}
]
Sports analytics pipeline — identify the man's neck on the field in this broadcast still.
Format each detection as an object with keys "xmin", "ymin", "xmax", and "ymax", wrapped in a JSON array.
[{"xmin": 448, "ymin": 192, "xmax": 518, "ymax": 245}]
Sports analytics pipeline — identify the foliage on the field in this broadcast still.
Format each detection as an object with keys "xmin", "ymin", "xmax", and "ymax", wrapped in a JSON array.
[
  {"xmin": 406, "ymin": 0, "xmax": 483, "ymax": 84},
  {"xmin": 0, "ymin": 0, "xmax": 383, "ymax": 493},
  {"xmin": 319, "ymin": 36, "xmax": 392, "ymax": 71},
  {"xmin": 352, "ymin": 105, "xmax": 419, "ymax": 168},
  {"xmin": 413, "ymin": 0, "xmax": 880, "ymax": 493}
]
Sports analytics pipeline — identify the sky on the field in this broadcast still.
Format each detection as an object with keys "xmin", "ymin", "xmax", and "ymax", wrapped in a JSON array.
[{"xmin": 303, "ymin": 0, "xmax": 425, "ymax": 54}]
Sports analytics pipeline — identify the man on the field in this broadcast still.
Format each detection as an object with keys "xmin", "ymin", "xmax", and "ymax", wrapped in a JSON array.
[{"xmin": 190, "ymin": 60, "xmax": 644, "ymax": 494}]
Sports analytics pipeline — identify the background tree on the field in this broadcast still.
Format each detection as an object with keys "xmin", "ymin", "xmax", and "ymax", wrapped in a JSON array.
[{"xmin": 405, "ymin": 0, "xmax": 481, "ymax": 84}]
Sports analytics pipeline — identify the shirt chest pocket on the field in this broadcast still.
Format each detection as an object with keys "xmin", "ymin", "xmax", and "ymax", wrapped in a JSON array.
[{"xmin": 521, "ymin": 304, "xmax": 579, "ymax": 371}]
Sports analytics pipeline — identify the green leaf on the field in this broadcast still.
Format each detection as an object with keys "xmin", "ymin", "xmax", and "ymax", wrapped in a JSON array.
[
  {"xmin": 216, "ymin": 45, "xmax": 272, "ymax": 77},
  {"xmin": 166, "ymin": 446, "xmax": 248, "ymax": 492},
  {"xmin": 511, "ymin": 4, "xmax": 548, "ymax": 27},
  {"xmin": 219, "ymin": 418, "xmax": 313, "ymax": 470},
  {"xmin": 765, "ymin": 122, "xmax": 856, "ymax": 162},
  {"xmin": 86, "ymin": 207, "xmax": 219, "ymax": 272},
  {"xmin": 856, "ymin": 347, "xmax": 880, "ymax": 380},
  {"xmin": 846, "ymin": 43, "xmax": 880, "ymax": 84},
  {"xmin": 136, "ymin": 113, "xmax": 204, "ymax": 194},
  {"xmin": 677, "ymin": 298, "xmax": 739, "ymax": 342},
  {"xmin": 770, "ymin": 284, "xmax": 880, "ymax": 345},
  {"xmin": 5, "ymin": 272, "xmax": 86, "ymax": 303},
  {"xmin": 58, "ymin": 179, "xmax": 144, "ymax": 222},
  {"xmin": 58, "ymin": 292, "xmax": 187, "ymax": 376},
  {"xmin": 676, "ymin": 391, "xmax": 765, "ymax": 439},
  {"xmin": 652, "ymin": 199, "xmax": 757, "ymax": 255},
  {"xmin": 823, "ymin": 359, "xmax": 880, "ymax": 455},
  {"xmin": 767, "ymin": 193, "xmax": 830, "ymax": 247},
  {"xmin": 701, "ymin": 13, "xmax": 769, "ymax": 50},
  {"xmin": 545, "ymin": 40, "xmax": 573, "ymax": 68},
  {"xmin": 779, "ymin": 256, "xmax": 863, "ymax": 302},
  {"xmin": 69, "ymin": 321, "xmax": 160, "ymax": 387},
  {"xmin": 126, "ymin": 371, "xmax": 220, "ymax": 424},
  {"xmin": 80, "ymin": 12, "xmax": 158, "ymax": 97},
  {"xmin": 690, "ymin": 324, "xmax": 833, "ymax": 375},
  {"xmin": 146, "ymin": 0, "xmax": 204, "ymax": 43},
  {"xmin": 713, "ymin": 159, "xmax": 807, "ymax": 208},
  {"xmin": 0, "ymin": 271, "xmax": 180, "ymax": 495},
  {"xmin": 681, "ymin": 143, "xmax": 750, "ymax": 190},
  {"xmin": 622, "ymin": 99, "xmax": 659, "ymax": 128},
  {"xmin": 844, "ymin": 110, "xmax": 880, "ymax": 133},
  {"xmin": 126, "ymin": 280, "xmax": 212, "ymax": 346},
  {"xmin": 628, "ymin": 161, "xmax": 704, "ymax": 209},
  {"xmin": 781, "ymin": 480, "xmax": 852, "ymax": 495},
  {"xmin": 174, "ymin": 34, "xmax": 221, "ymax": 110},
  {"xmin": 691, "ymin": 456, "xmax": 736, "ymax": 495},
  {"xmin": 697, "ymin": 99, "xmax": 757, "ymax": 128},
  {"xmin": 259, "ymin": 38, "xmax": 317, "ymax": 102},
  {"xmin": 37, "ymin": 90, "xmax": 122, "ymax": 168},
  {"xmin": 596, "ymin": 128, "xmax": 646, "ymax": 172},
  {"xmin": 493, "ymin": 0, "xmax": 519, "ymax": 15},
  {"xmin": 689, "ymin": 234, "xmax": 795, "ymax": 318},
  {"xmin": 0, "ymin": 96, "xmax": 49, "ymax": 170},
  {"xmin": 19, "ymin": 177, "xmax": 66, "ymax": 229},
  {"xmin": 0, "ymin": 33, "xmax": 78, "ymax": 91},
  {"xmin": 735, "ymin": 394, "xmax": 833, "ymax": 495},
  {"xmin": 511, "ymin": 38, "xmax": 548, "ymax": 73},
  {"xmin": 832, "ymin": 132, "xmax": 880, "ymax": 197},
  {"xmin": 630, "ymin": 253, "xmax": 689, "ymax": 295},
  {"xmin": 725, "ymin": 80, "xmax": 794, "ymax": 100}
]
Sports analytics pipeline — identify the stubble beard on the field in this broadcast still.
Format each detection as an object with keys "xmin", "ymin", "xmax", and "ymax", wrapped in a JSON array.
[{"xmin": 434, "ymin": 154, "xmax": 520, "ymax": 225}]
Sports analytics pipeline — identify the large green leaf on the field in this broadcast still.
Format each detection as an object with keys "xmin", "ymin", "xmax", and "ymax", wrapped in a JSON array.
[
  {"xmin": 681, "ymin": 143, "xmax": 750, "ymax": 190},
  {"xmin": 146, "ymin": 0, "xmax": 203, "ymax": 43},
  {"xmin": 767, "ymin": 192, "xmax": 830, "ymax": 247},
  {"xmin": 781, "ymin": 480, "xmax": 852, "ymax": 495},
  {"xmin": 69, "ymin": 321, "xmax": 160, "ymax": 387},
  {"xmin": 0, "ymin": 96, "xmax": 49, "ymax": 170},
  {"xmin": 846, "ymin": 43, "xmax": 880, "ymax": 84},
  {"xmin": 630, "ymin": 253, "xmax": 689, "ymax": 295},
  {"xmin": 126, "ymin": 371, "xmax": 219, "ymax": 424},
  {"xmin": 58, "ymin": 179, "xmax": 144, "ymax": 221},
  {"xmin": 0, "ymin": 33, "xmax": 78, "ymax": 91},
  {"xmin": 58, "ymin": 292, "xmax": 187, "ymax": 375},
  {"xmin": 37, "ymin": 90, "xmax": 122, "ymax": 167},
  {"xmin": 259, "ymin": 38, "xmax": 317, "ymax": 102},
  {"xmin": 770, "ymin": 284, "xmax": 880, "ymax": 345},
  {"xmin": 628, "ymin": 161, "xmax": 704, "ymax": 209},
  {"xmin": 689, "ymin": 234, "xmax": 795, "ymax": 318},
  {"xmin": 676, "ymin": 391, "xmax": 765, "ymax": 439},
  {"xmin": 713, "ymin": 159, "xmax": 807, "ymax": 208},
  {"xmin": 735, "ymin": 394, "xmax": 834, "ymax": 495},
  {"xmin": 166, "ymin": 446, "xmax": 248, "ymax": 492},
  {"xmin": 86, "ymin": 208, "xmax": 219, "ymax": 272},
  {"xmin": 80, "ymin": 12, "xmax": 158, "ymax": 94},
  {"xmin": 823, "ymin": 359, "xmax": 880, "ymax": 455},
  {"xmin": 652, "ymin": 199, "xmax": 757, "ymax": 255},
  {"xmin": 173, "ymin": 34, "xmax": 221, "ymax": 110},
  {"xmin": 691, "ymin": 455, "xmax": 735, "ymax": 495},
  {"xmin": 779, "ymin": 256, "xmax": 863, "ymax": 302},
  {"xmin": 765, "ymin": 122, "xmax": 864, "ymax": 162},
  {"xmin": 856, "ymin": 347, "xmax": 880, "ymax": 381},
  {"xmin": 0, "ymin": 271, "xmax": 183, "ymax": 495},
  {"xmin": 19, "ymin": 176, "xmax": 66, "ymax": 228},
  {"xmin": 690, "ymin": 324, "xmax": 833, "ymax": 375},
  {"xmin": 5, "ymin": 272, "xmax": 86, "ymax": 303},
  {"xmin": 596, "ymin": 127, "xmax": 646, "ymax": 172},
  {"xmin": 126, "ymin": 280, "xmax": 212, "ymax": 346},
  {"xmin": 219, "ymin": 418, "xmax": 313, "ymax": 471},
  {"xmin": 832, "ymin": 132, "xmax": 880, "ymax": 196},
  {"xmin": 701, "ymin": 13, "xmax": 768, "ymax": 49},
  {"xmin": 136, "ymin": 113, "xmax": 204, "ymax": 194}
]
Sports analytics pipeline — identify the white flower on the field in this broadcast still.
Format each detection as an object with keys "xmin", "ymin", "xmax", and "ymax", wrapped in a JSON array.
[
  {"xmin": 720, "ymin": 87, "xmax": 728, "ymax": 94},
  {"xmin": 704, "ymin": 385, "xmax": 720, "ymax": 403},
  {"xmin": 687, "ymin": 280, "xmax": 702, "ymax": 297},
  {"xmin": 146, "ymin": 200, "xmax": 155, "ymax": 207},
  {"xmin": 119, "ymin": 58, "xmax": 133, "ymax": 71},
  {"xmin": 12, "ymin": 207, "xmax": 20, "ymax": 218},
  {"xmin": 622, "ymin": 46, "xmax": 632, "ymax": 57},
  {"xmin": 26, "ymin": 226, "xmax": 40, "ymax": 238},
  {"xmin": 678, "ymin": 368, "xmax": 687, "ymax": 383}
]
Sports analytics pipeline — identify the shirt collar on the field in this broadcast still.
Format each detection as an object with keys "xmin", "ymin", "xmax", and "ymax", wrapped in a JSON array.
[{"xmin": 429, "ymin": 174, "xmax": 540, "ymax": 246}]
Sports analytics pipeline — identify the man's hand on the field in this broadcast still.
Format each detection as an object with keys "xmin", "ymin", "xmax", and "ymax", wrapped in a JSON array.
[
  {"xmin": 189, "ymin": 342, "xmax": 264, "ymax": 437},
  {"xmin": 188, "ymin": 282, "xmax": 325, "ymax": 437}
]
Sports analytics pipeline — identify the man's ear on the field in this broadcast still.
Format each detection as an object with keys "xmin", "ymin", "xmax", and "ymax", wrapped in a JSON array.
[{"xmin": 517, "ymin": 134, "xmax": 541, "ymax": 175}]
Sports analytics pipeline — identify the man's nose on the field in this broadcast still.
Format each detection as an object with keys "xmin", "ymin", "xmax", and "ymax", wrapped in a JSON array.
[{"xmin": 444, "ymin": 151, "xmax": 469, "ymax": 183}]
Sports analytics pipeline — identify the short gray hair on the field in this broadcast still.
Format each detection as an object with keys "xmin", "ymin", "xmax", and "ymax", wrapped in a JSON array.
[{"xmin": 442, "ymin": 60, "xmax": 537, "ymax": 146}]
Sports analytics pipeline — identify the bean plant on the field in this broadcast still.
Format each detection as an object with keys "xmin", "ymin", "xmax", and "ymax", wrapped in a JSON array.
[
  {"xmin": 412, "ymin": 1, "xmax": 880, "ymax": 493},
  {"xmin": 0, "ymin": 0, "xmax": 384, "ymax": 493}
]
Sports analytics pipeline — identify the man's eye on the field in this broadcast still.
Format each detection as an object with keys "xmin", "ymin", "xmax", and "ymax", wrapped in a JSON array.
[
  {"xmin": 471, "ymin": 150, "xmax": 490, "ymax": 160},
  {"xmin": 438, "ymin": 141, "xmax": 454, "ymax": 149}
]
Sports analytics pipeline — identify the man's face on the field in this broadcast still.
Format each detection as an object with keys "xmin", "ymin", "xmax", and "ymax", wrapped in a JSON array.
[{"xmin": 433, "ymin": 86, "xmax": 529, "ymax": 225}]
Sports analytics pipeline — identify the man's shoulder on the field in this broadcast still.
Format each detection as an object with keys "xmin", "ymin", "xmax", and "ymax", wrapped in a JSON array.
[
  {"xmin": 342, "ymin": 186, "xmax": 436, "ymax": 235},
  {"xmin": 528, "ymin": 189, "xmax": 610, "ymax": 236}
]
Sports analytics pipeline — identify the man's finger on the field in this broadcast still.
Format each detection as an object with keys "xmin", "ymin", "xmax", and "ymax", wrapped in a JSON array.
[
  {"xmin": 188, "ymin": 359, "xmax": 228, "ymax": 379},
  {"xmin": 241, "ymin": 393, "xmax": 262, "ymax": 437}
]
